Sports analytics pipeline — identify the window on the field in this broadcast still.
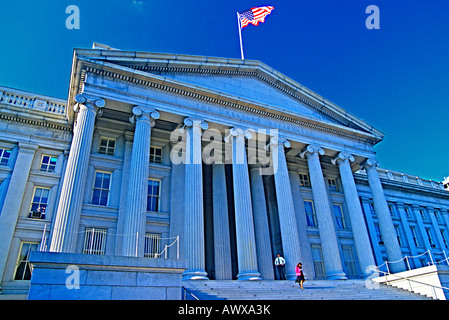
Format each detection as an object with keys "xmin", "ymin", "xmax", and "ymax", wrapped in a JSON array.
[
  {"xmin": 311, "ymin": 245, "xmax": 325, "ymax": 278},
  {"xmin": 328, "ymin": 178, "xmax": 338, "ymax": 191},
  {"xmin": 99, "ymin": 138, "xmax": 115, "ymax": 156},
  {"xmin": 375, "ymin": 224, "xmax": 383, "ymax": 244},
  {"xmin": 14, "ymin": 242, "xmax": 38, "ymax": 280},
  {"xmin": 149, "ymin": 146, "xmax": 162, "ymax": 164},
  {"xmin": 298, "ymin": 173, "xmax": 310, "ymax": 187},
  {"xmin": 394, "ymin": 225, "xmax": 402, "ymax": 246},
  {"xmin": 426, "ymin": 228, "xmax": 435, "ymax": 247},
  {"xmin": 342, "ymin": 246, "xmax": 357, "ymax": 277},
  {"xmin": 0, "ymin": 148, "xmax": 11, "ymax": 166},
  {"xmin": 83, "ymin": 228, "xmax": 107, "ymax": 255},
  {"xmin": 304, "ymin": 200, "xmax": 317, "ymax": 227},
  {"xmin": 405, "ymin": 206, "xmax": 412, "ymax": 219},
  {"xmin": 333, "ymin": 204, "xmax": 346, "ymax": 229},
  {"xmin": 410, "ymin": 227, "xmax": 419, "ymax": 247},
  {"xmin": 440, "ymin": 230, "xmax": 448, "ymax": 248},
  {"xmin": 388, "ymin": 204, "xmax": 396, "ymax": 217},
  {"xmin": 147, "ymin": 179, "xmax": 161, "ymax": 212},
  {"xmin": 434, "ymin": 210, "xmax": 441, "ymax": 222},
  {"xmin": 419, "ymin": 209, "xmax": 426, "ymax": 220},
  {"xmin": 144, "ymin": 233, "xmax": 161, "ymax": 258},
  {"xmin": 40, "ymin": 155, "xmax": 57, "ymax": 173},
  {"xmin": 92, "ymin": 171, "xmax": 111, "ymax": 206},
  {"xmin": 30, "ymin": 187, "xmax": 50, "ymax": 218}
]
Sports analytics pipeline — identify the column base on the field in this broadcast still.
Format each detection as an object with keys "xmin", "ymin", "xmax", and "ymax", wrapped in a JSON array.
[
  {"xmin": 326, "ymin": 272, "xmax": 348, "ymax": 280},
  {"xmin": 182, "ymin": 270, "xmax": 209, "ymax": 281},
  {"xmin": 237, "ymin": 271, "xmax": 262, "ymax": 281}
]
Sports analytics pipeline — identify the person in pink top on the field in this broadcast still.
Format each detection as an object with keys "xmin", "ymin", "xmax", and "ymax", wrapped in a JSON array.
[{"xmin": 295, "ymin": 262, "xmax": 305, "ymax": 290}]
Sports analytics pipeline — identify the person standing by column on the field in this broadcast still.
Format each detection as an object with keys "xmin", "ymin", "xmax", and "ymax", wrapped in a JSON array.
[{"xmin": 274, "ymin": 253, "xmax": 286, "ymax": 280}]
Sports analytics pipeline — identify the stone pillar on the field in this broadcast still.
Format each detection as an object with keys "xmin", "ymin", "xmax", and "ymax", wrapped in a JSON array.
[
  {"xmin": 269, "ymin": 137, "xmax": 301, "ymax": 280},
  {"xmin": 225, "ymin": 128, "xmax": 261, "ymax": 280},
  {"xmin": 121, "ymin": 106, "xmax": 160, "ymax": 257},
  {"xmin": 361, "ymin": 158, "xmax": 406, "ymax": 273},
  {"xmin": 183, "ymin": 118, "xmax": 209, "ymax": 280},
  {"xmin": 0, "ymin": 142, "xmax": 38, "ymax": 281},
  {"xmin": 332, "ymin": 152, "xmax": 376, "ymax": 276},
  {"xmin": 300, "ymin": 145, "xmax": 346, "ymax": 279},
  {"xmin": 212, "ymin": 163, "xmax": 233, "ymax": 280},
  {"xmin": 249, "ymin": 164, "xmax": 274, "ymax": 280},
  {"xmin": 50, "ymin": 94, "xmax": 105, "ymax": 253}
]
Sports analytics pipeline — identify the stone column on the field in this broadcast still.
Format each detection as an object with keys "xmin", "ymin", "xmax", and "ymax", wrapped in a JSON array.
[
  {"xmin": 212, "ymin": 163, "xmax": 233, "ymax": 280},
  {"xmin": 183, "ymin": 118, "xmax": 209, "ymax": 280},
  {"xmin": 300, "ymin": 145, "xmax": 346, "ymax": 279},
  {"xmin": 269, "ymin": 137, "xmax": 301, "ymax": 280},
  {"xmin": 249, "ymin": 164, "xmax": 274, "ymax": 280},
  {"xmin": 225, "ymin": 128, "xmax": 261, "ymax": 280},
  {"xmin": 0, "ymin": 142, "xmax": 38, "ymax": 281},
  {"xmin": 50, "ymin": 94, "xmax": 105, "ymax": 253},
  {"xmin": 332, "ymin": 152, "xmax": 376, "ymax": 276},
  {"xmin": 361, "ymin": 158, "xmax": 406, "ymax": 273},
  {"xmin": 121, "ymin": 106, "xmax": 160, "ymax": 257}
]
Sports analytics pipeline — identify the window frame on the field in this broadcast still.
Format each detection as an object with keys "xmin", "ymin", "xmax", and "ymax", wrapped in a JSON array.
[
  {"xmin": 147, "ymin": 178, "xmax": 161, "ymax": 212},
  {"xmin": 14, "ymin": 242, "xmax": 39, "ymax": 281},
  {"xmin": 39, "ymin": 154, "xmax": 58, "ymax": 173},
  {"xmin": 99, "ymin": 137, "xmax": 116, "ymax": 156},
  {"xmin": 29, "ymin": 186, "xmax": 51, "ymax": 218},
  {"xmin": 91, "ymin": 171, "xmax": 112, "ymax": 206}
]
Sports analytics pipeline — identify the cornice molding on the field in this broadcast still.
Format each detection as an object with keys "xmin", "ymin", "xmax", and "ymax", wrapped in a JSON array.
[{"xmin": 80, "ymin": 63, "xmax": 380, "ymax": 145}]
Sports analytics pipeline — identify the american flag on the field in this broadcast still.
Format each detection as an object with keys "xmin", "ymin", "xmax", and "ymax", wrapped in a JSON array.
[{"xmin": 238, "ymin": 6, "xmax": 274, "ymax": 28}]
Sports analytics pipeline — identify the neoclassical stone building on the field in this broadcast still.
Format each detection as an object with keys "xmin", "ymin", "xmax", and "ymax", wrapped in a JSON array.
[{"xmin": 1, "ymin": 48, "xmax": 449, "ymax": 298}]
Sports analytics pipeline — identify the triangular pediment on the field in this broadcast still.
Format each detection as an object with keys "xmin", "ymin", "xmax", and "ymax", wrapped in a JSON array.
[{"xmin": 71, "ymin": 49, "xmax": 384, "ymax": 142}]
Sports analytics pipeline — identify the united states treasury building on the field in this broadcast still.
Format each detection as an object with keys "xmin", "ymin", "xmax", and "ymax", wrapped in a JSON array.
[{"xmin": 1, "ymin": 48, "xmax": 449, "ymax": 299}]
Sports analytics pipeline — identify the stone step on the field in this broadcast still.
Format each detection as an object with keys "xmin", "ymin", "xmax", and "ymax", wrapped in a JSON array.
[{"xmin": 183, "ymin": 279, "xmax": 433, "ymax": 300}]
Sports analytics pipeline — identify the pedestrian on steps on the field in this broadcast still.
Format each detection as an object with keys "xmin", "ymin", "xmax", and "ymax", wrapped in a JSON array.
[
  {"xmin": 295, "ymin": 262, "xmax": 305, "ymax": 290},
  {"xmin": 274, "ymin": 254, "xmax": 286, "ymax": 280}
]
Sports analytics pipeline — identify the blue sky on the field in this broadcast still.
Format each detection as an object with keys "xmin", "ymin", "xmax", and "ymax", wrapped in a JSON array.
[{"xmin": 1, "ymin": 0, "xmax": 449, "ymax": 181}]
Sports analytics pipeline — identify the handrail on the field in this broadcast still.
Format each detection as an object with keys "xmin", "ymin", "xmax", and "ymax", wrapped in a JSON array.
[
  {"xmin": 368, "ymin": 266, "xmax": 449, "ymax": 299},
  {"xmin": 182, "ymin": 286, "xmax": 200, "ymax": 300}
]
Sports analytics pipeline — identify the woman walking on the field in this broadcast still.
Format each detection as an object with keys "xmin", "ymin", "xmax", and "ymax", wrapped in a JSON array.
[{"xmin": 295, "ymin": 262, "xmax": 305, "ymax": 290}]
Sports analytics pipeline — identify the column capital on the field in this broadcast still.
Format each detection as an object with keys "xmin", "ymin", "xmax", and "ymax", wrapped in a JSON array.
[
  {"xmin": 224, "ymin": 128, "xmax": 252, "ymax": 143},
  {"xmin": 360, "ymin": 158, "xmax": 378, "ymax": 170},
  {"xmin": 266, "ymin": 137, "xmax": 291, "ymax": 151},
  {"xmin": 184, "ymin": 117, "xmax": 209, "ymax": 130},
  {"xmin": 299, "ymin": 145, "xmax": 324, "ymax": 159},
  {"xmin": 129, "ymin": 106, "xmax": 160, "ymax": 126},
  {"xmin": 331, "ymin": 152, "xmax": 355, "ymax": 166},
  {"xmin": 74, "ymin": 93, "xmax": 105, "ymax": 114}
]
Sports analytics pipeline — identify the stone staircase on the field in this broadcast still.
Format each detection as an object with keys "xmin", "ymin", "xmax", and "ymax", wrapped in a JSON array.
[{"xmin": 182, "ymin": 279, "xmax": 434, "ymax": 300}]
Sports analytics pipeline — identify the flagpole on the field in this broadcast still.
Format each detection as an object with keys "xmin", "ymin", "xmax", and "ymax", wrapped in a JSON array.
[{"xmin": 237, "ymin": 12, "xmax": 244, "ymax": 60}]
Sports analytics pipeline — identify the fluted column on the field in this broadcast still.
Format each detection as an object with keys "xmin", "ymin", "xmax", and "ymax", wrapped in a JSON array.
[
  {"xmin": 249, "ymin": 164, "xmax": 275, "ymax": 280},
  {"xmin": 268, "ymin": 137, "xmax": 301, "ymax": 280},
  {"xmin": 361, "ymin": 158, "xmax": 406, "ymax": 273},
  {"xmin": 0, "ymin": 142, "xmax": 38, "ymax": 281},
  {"xmin": 122, "ymin": 106, "xmax": 160, "ymax": 257},
  {"xmin": 50, "ymin": 94, "xmax": 105, "ymax": 253},
  {"xmin": 183, "ymin": 117, "xmax": 209, "ymax": 280},
  {"xmin": 300, "ymin": 145, "xmax": 346, "ymax": 279},
  {"xmin": 212, "ymin": 163, "xmax": 233, "ymax": 280},
  {"xmin": 225, "ymin": 128, "xmax": 261, "ymax": 280},
  {"xmin": 332, "ymin": 152, "xmax": 376, "ymax": 276}
]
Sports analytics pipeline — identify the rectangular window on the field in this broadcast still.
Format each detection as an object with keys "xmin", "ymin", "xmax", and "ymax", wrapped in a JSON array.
[
  {"xmin": 304, "ymin": 200, "xmax": 317, "ymax": 227},
  {"xmin": 394, "ymin": 225, "xmax": 402, "ymax": 246},
  {"xmin": 342, "ymin": 246, "xmax": 357, "ymax": 277},
  {"xmin": 149, "ymin": 146, "xmax": 162, "ymax": 164},
  {"xmin": 147, "ymin": 179, "xmax": 161, "ymax": 212},
  {"xmin": 388, "ymin": 204, "xmax": 395, "ymax": 217},
  {"xmin": 298, "ymin": 173, "xmax": 310, "ymax": 187},
  {"xmin": 420, "ymin": 209, "xmax": 426, "ymax": 220},
  {"xmin": 440, "ymin": 230, "xmax": 448, "ymax": 248},
  {"xmin": 405, "ymin": 206, "xmax": 412, "ymax": 219},
  {"xmin": 14, "ymin": 242, "xmax": 38, "ymax": 280},
  {"xmin": 40, "ymin": 155, "xmax": 57, "ymax": 173},
  {"xmin": 410, "ymin": 227, "xmax": 419, "ymax": 247},
  {"xmin": 0, "ymin": 148, "xmax": 11, "ymax": 166},
  {"xmin": 92, "ymin": 171, "xmax": 111, "ymax": 206},
  {"xmin": 144, "ymin": 233, "xmax": 161, "ymax": 258},
  {"xmin": 30, "ymin": 187, "xmax": 50, "ymax": 218},
  {"xmin": 83, "ymin": 228, "xmax": 107, "ymax": 255},
  {"xmin": 426, "ymin": 228, "xmax": 435, "ymax": 247},
  {"xmin": 311, "ymin": 245, "xmax": 325, "ymax": 279},
  {"xmin": 333, "ymin": 204, "xmax": 346, "ymax": 229},
  {"xmin": 328, "ymin": 178, "xmax": 338, "ymax": 191},
  {"xmin": 375, "ymin": 224, "xmax": 383, "ymax": 244},
  {"xmin": 99, "ymin": 138, "xmax": 115, "ymax": 156}
]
